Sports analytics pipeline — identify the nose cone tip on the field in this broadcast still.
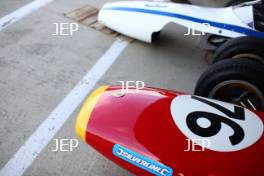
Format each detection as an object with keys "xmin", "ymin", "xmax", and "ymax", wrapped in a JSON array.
[{"xmin": 75, "ymin": 86, "xmax": 108, "ymax": 142}]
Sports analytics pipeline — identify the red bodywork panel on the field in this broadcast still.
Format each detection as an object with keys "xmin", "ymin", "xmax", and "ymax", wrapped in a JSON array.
[{"xmin": 79, "ymin": 86, "xmax": 264, "ymax": 176}]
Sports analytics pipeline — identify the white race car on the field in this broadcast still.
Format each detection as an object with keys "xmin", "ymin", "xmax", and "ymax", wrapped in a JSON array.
[
  {"xmin": 98, "ymin": 0, "xmax": 263, "ymax": 43},
  {"xmin": 98, "ymin": 0, "xmax": 264, "ymax": 111}
]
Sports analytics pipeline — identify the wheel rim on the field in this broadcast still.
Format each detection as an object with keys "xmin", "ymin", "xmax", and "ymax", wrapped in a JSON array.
[{"xmin": 208, "ymin": 80, "xmax": 264, "ymax": 111}]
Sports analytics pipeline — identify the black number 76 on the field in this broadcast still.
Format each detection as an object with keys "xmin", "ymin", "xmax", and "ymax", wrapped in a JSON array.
[{"xmin": 186, "ymin": 96, "xmax": 245, "ymax": 146}]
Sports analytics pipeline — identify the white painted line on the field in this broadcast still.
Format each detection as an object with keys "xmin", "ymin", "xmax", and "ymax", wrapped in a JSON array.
[
  {"xmin": 0, "ymin": 38, "xmax": 129, "ymax": 176},
  {"xmin": 0, "ymin": 0, "xmax": 53, "ymax": 31}
]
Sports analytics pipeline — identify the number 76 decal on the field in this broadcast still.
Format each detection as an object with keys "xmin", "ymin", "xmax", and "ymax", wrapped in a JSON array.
[{"xmin": 171, "ymin": 95, "xmax": 263, "ymax": 152}]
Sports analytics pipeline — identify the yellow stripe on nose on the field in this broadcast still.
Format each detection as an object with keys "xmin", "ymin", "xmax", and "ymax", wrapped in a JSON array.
[{"xmin": 75, "ymin": 86, "xmax": 108, "ymax": 142}]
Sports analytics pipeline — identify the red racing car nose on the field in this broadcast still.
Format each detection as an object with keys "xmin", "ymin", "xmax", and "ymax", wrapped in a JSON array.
[{"xmin": 76, "ymin": 85, "xmax": 264, "ymax": 176}]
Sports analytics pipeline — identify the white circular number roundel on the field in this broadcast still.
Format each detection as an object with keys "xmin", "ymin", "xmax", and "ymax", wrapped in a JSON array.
[{"xmin": 170, "ymin": 95, "xmax": 263, "ymax": 152}]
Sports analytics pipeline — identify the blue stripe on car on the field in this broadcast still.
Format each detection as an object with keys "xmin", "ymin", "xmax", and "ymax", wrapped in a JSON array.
[{"xmin": 104, "ymin": 7, "xmax": 264, "ymax": 39}]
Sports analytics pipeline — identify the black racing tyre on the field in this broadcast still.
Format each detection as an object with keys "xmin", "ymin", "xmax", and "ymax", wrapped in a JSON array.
[
  {"xmin": 213, "ymin": 36, "xmax": 264, "ymax": 64},
  {"xmin": 195, "ymin": 58, "xmax": 264, "ymax": 111}
]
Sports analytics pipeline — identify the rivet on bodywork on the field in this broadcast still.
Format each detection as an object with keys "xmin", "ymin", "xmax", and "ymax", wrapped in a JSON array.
[{"xmin": 112, "ymin": 91, "xmax": 126, "ymax": 97}]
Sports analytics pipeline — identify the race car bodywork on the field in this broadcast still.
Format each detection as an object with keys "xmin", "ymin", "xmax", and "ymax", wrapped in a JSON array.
[
  {"xmin": 76, "ymin": 86, "xmax": 264, "ymax": 176},
  {"xmin": 98, "ymin": 1, "xmax": 263, "ymax": 42}
]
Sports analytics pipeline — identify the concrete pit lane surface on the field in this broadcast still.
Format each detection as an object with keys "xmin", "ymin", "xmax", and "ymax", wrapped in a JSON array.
[{"xmin": 0, "ymin": 0, "xmax": 208, "ymax": 176}]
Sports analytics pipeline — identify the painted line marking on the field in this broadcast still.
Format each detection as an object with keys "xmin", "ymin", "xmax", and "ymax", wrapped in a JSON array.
[
  {"xmin": 0, "ymin": 38, "xmax": 129, "ymax": 176},
  {"xmin": 0, "ymin": 0, "xmax": 53, "ymax": 31}
]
